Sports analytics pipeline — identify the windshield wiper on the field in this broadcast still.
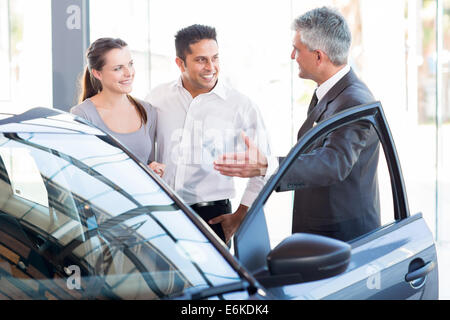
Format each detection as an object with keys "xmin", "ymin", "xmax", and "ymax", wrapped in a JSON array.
[{"xmin": 168, "ymin": 280, "xmax": 258, "ymax": 300}]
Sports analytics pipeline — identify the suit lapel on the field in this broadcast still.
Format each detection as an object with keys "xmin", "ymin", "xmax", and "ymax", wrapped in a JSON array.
[
  {"xmin": 297, "ymin": 100, "xmax": 326, "ymax": 139},
  {"xmin": 297, "ymin": 68, "xmax": 358, "ymax": 140},
  {"xmin": 319, "ymin": 68, "xmax": 358, "ymax": 110}
]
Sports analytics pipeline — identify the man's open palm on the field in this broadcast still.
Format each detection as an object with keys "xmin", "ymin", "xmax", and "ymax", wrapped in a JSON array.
[{"xmin": 214, "ymin": 131, "xmax": 268, "ymax": 178}]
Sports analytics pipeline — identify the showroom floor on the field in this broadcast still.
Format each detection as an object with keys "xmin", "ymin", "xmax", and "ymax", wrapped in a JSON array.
[{"xmin": 437, "ymin": 241, "xmax": 450, "ymax": 300}]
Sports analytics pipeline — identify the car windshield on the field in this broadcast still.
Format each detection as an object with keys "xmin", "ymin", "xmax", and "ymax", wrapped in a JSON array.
[{"xmin": 0, "ymin": 131, "xmax": 244, "ymax": 300}]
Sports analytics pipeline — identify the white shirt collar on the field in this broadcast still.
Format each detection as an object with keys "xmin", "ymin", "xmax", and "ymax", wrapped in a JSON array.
[
  {"xmin": 176, "ymin": 76, "xmax": 227, "ymax": 100},
  {"xmin": 316, "ymin": 64, "xmax": 351, "ymax": 102}
]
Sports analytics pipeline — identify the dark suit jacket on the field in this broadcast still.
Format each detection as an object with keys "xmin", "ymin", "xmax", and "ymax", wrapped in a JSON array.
[{"xmin": 276, "ymin": 68, "xmax": 381, "ymax": 242}]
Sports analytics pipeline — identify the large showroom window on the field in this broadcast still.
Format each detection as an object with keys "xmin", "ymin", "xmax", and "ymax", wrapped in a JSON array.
[
  {"xmin": 438, "ymin": 0, "xmax": 450, "ymax": 242},
  {"xmin": 89, "ymin": 0, "xmax": 151, "ymax": 101},
  {"xmin": 0, "ymin": 0, "xmax": 52, "ymax": 114},
  {"xmin": 138, "ymin": 0, "xmax": 449, "ymax": 243},
  {"xmin": 0, "ymin": 0, "xmax": 448, "ymax": 245}
]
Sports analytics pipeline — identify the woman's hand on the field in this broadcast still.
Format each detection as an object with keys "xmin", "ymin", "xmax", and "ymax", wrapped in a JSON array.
[{"xmin": 149, "ymin": 161, "xmax": 165, "ymax": 177}]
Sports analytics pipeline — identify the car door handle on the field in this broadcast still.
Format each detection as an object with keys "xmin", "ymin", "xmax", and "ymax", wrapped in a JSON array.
[{"xmin": 405, "ymin": 261, "xmax": 435, "ymax": 282}]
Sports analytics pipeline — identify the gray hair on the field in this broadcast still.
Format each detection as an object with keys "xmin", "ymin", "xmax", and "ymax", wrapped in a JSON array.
[{"xmin": 292, "ymin": 7, "xmax": 351, "ymax": 66}]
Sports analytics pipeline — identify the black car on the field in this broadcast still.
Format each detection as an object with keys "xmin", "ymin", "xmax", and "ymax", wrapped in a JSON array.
[{"xmin": 0, "ymin": 102, "xmax": 438, "ymax": 300}]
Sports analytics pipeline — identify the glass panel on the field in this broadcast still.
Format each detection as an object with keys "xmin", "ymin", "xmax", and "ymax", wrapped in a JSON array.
[
  {"xmin": 0, "ymin": 132, "xmax": 243, "ymax": 300},
  {"xmin": 0, "ymin": 147, "xmax": 48, "ymax": 207},
  {"xmin": 438, "ymin": 0, "xmax": 450, "ymax": 242},
  {"xmin": 378, "ymin": 139, "xmax": 395, "ymax": 227},
  {"xmin": 89, "ymin": 0, "xmax": 151, "ymax": 99},
  {"xmin": 264, "ymin": 188, "xmax": 293, "ymax": 249},
  {"xmin": 0, "ymin": 0, "xmax": 10, "ymax": 101}
]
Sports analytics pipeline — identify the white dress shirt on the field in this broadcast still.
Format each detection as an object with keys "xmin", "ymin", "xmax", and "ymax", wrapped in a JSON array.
[
  {"xmin": 147, "ymin": 78, "xmax": 271, "ymax": 207},
  {"xmin": 316, "ymin": 64, "xmax": 350, "ymax": 103},
  {"xmin": 265, "ymin": 64, "xmax": 351, "ymax": 178}
]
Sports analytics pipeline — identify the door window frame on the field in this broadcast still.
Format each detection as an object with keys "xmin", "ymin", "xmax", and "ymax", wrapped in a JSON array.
[{"xmin": 235, "ymin": 102, "xmax": 411, "ymax": 268}]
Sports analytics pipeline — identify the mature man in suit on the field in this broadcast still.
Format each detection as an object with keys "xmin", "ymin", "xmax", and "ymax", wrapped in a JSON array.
[{"xmin": 213, "ymin": 7, "xmax": 381, "ymax": 242}]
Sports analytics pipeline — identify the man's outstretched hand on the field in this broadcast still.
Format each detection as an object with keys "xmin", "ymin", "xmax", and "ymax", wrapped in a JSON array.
[{"xmin": 214, "ymin": 132, "xmax": 268, "ymax": 178}]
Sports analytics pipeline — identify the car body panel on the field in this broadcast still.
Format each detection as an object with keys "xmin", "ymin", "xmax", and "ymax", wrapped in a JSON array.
[{"xmin": 275, "ymin": 214, "xmax": 438, "ymax": 299}]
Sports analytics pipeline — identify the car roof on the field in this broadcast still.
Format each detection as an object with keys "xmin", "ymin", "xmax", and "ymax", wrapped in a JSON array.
[{"xmin": 0, "ymin": 107, "xmax": 105, "ymax": 135}]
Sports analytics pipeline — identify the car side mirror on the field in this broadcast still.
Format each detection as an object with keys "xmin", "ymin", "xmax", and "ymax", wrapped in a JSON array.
[{"xmin": 265, "ymin": 233, "xmax": 351, "ymax": 284}]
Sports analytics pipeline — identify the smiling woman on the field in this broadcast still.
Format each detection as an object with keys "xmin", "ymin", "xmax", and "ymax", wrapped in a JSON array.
[{"xmin": 70, "ymin": 38, "xmax": 165, "ymax": 177}]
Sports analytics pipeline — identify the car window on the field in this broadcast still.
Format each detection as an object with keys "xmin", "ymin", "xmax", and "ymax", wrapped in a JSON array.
[
  {"xmin": 0, "ymin": 147, "xmax": 48, "ymax": 207},
  {"xmin": 264, "ymin": 120, "xmax": 395, "ymax": 246},
  {"xmin": 0, "ymin": 132, "xmax": 243, "ymax": 300}
]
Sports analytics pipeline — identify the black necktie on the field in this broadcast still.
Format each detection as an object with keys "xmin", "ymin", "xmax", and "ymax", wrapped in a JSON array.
[
  {"xmin": 297, "ymin": 90, "xmax": 319, "ymax": 140},
  {"xmin": 307, "ymin": 90, "xmax": 318, "ymax": 114}
]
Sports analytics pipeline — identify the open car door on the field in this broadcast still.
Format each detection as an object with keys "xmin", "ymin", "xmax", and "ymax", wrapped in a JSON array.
[{"xmin": 234, "ymin": 101, "xmax": 439, "ymax": 300}]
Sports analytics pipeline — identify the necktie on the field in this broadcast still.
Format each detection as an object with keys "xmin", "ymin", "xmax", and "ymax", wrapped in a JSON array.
[
  {"xmin": 307, "ymin": 90, "xmax": 318, "ymax": 114},
  {"xmin": 297, "ymin": 90, "xmax": 319, "ymax": 140}
]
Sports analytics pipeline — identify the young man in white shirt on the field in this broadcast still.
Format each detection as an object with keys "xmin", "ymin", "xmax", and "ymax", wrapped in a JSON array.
[{"xmin": 147, "ymin": 24, "xmax": 271, "ymax": 244}]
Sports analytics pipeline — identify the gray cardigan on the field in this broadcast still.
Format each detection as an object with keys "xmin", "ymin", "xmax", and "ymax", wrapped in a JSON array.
[{"xmin": 71, "ymin": 98, "xmax": 157, "ymax": 164}]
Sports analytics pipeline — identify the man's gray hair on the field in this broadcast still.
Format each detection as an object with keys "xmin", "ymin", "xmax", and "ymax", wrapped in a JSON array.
[{"xmin": 292, "ymin": 7, "xmax": 351, "ymax": 66}]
